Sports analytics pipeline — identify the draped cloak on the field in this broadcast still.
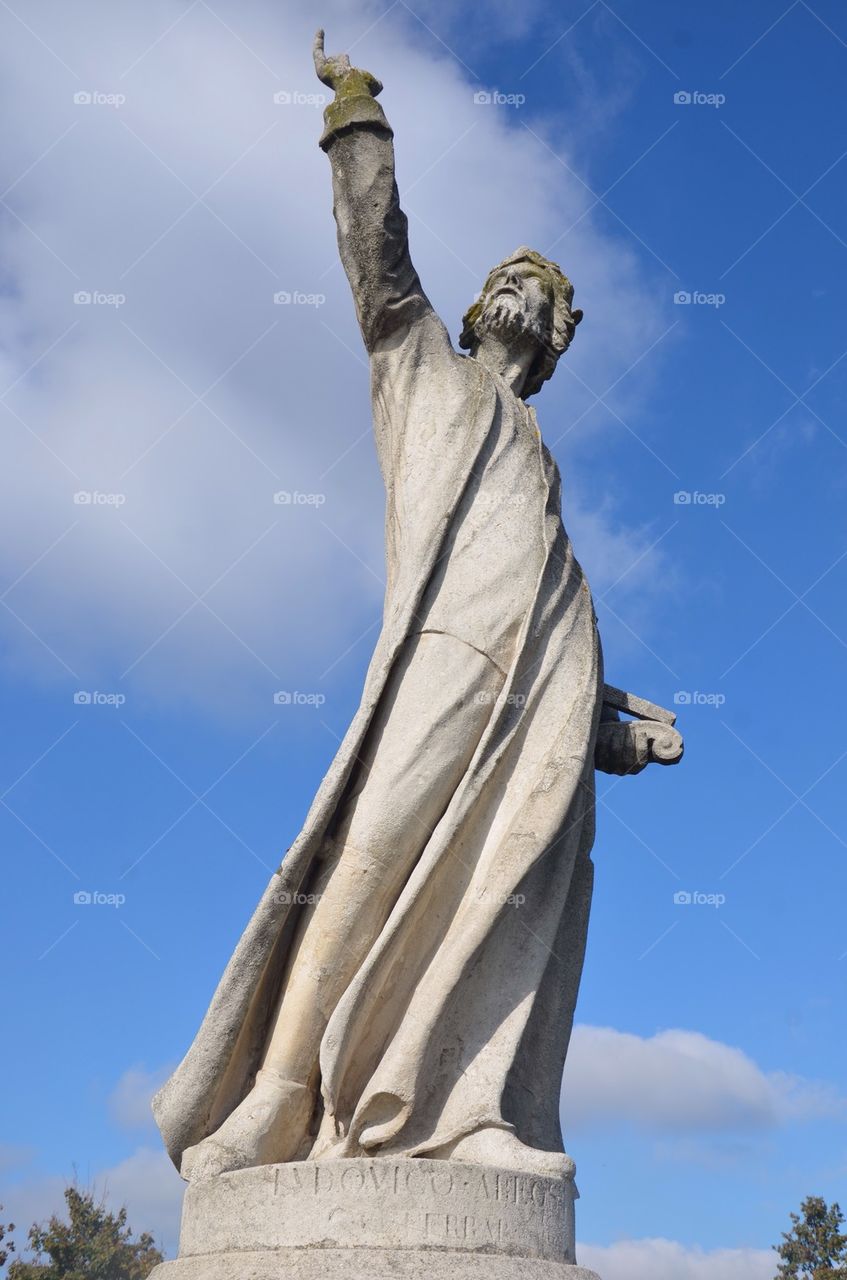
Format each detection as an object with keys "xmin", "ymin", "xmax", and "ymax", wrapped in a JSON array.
[{"xmin": 154, "ymin": 92, "xmax": 604, "ymax": 1171}]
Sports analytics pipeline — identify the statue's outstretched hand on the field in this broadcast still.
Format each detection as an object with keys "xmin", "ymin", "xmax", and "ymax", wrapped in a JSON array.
[
  {"xmin": 313, "ymin": 29, "xmax": 383, "ymax": 97},
  {"xmin": 595, "ymin": 719, "xmax": 684, "ymax": 776}
]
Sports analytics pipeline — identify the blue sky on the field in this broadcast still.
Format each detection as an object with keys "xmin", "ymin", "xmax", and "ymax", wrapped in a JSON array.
[{"xmin": 1, "ymin": 2, "xmax": 845, "ymax": 1277}]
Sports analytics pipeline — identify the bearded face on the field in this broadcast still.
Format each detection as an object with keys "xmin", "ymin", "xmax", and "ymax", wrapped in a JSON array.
[
  {"xmin": 460, "ymin": 251, "xmax": 581, "ymax": 398},
  {"xmin": 476, "ymin": 263, "xmax": 554, "ymax": 350}
]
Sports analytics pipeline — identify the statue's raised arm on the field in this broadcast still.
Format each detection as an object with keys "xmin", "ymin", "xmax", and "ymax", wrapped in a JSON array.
[{"xmin": 313, "ymin": 29, "xmax": 436, "ymax": 352}]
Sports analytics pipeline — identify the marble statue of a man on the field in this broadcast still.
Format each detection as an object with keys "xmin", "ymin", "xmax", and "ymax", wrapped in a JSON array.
[{"xmin": 152, "ymin": 31, "xmax": 678, "ymax": 1192}]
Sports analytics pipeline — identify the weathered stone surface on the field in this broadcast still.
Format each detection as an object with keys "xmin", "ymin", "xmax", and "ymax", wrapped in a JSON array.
[
  {"xmin": 148, "ymin": 1249, "xmax": 601, "ymax": 1279},
  {"xmin": 601, "ymin": 682, "xmax": 677, "ymax": 725},
  {"xmin": 595, "ymin": 717, "xmax": 684, "ymax": 775},
  {"xmin": 179, "ymin": 1160, "xmax": 574, "ymax": 1260},
  {"xmin": 147, "ymin": 1158, "xmax": 601, "ymax": 1280}
]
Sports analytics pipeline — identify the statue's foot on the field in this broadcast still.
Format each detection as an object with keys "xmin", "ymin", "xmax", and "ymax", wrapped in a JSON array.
[
  {"xmin": 437, "ymin": 1125, "xmax": 575, "ymax": 1180},
  {"xmin": 180, "ymin": 1070, "xmax": 313, "ymax": 1183}
]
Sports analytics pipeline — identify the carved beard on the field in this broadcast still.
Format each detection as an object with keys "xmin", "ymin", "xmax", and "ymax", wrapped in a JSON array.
[{"xmin": 476, "ymin": 292, "xmax": 548, "ymax": 348}]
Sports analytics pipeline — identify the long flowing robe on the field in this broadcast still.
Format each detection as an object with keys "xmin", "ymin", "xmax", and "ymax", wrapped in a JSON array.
[{"xmin": 154, "ymin": 89, "xmax": 603, "ymax": 1170}]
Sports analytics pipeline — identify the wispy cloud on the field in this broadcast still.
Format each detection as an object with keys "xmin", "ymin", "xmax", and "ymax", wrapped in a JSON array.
[
  {"xmin": 107, "ymin": 1063, "xmax": 175, "ymax": 1131},
  {"xmin": 563, "ymin": 1024, "xmax": 844, "ymax": 1134},
  {"xmin": 579, "ymin": 1237, "xmax": 774, "ymax": 1280},
  {"xmin": 0, "ymin": 0, "xmax": 669, "ymax": 718}
]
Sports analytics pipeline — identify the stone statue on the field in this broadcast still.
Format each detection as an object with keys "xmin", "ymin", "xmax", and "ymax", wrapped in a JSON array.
[{"xmin": 149, "ymin": 31, "xmax": 682, "ymax": 1280}]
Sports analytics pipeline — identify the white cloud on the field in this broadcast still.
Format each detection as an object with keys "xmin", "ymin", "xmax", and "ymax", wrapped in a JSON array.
[
  {"xmin": 0, "ymin": 0, "xmax": 672, "ymax": 717},
  {"xmin": 403, "ymin": 0, "xmax": 547, "ymax": 43},
  {"xmin": 108, "ymin": 1064, "xmax": 174, "ymax": 1132},
  {"xmin": 566, "ymin": 492, "xmax": 678, "ymax": 607},
  {"xmin": 0, "ymin": 1144, "xmax": 36, "ymax": 1173},
  {"xmin": 579, "ymin": 1237, "xmax": 774, "ymax": 1280},
  {"xmin": 2, "ymin": 1063, "xmax": 182, "ymax": 1257},
  {"xmin": 0, "ymin": 1173, "xmax": 68, "ymax": 1251},
  {"xmin": 1, "ymin": 1148, "xmax": 184, "ymax": 1260},
  {"xmin": 98, "ymin": 1147, "xmax": 184, "ymax": 1254},
  {"xmin": 563, "ymin": 1025, "xmax": 843, "ymax": 1134}
]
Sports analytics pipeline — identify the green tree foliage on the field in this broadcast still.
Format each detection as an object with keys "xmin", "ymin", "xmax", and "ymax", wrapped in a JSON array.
[
  {"xmin": 775, "ymin": 1195, "xmax": 847, "ymax": 1279},
  {"xmin": 0, "ymin": 1207, "xmax": 17, "ymax": 1268},
  {"xmin": 5, "ymin": 1186, "xmax": 162, "ymax": 1280}
]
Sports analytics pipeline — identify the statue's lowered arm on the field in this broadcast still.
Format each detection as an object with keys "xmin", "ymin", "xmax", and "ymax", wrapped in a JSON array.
[
  {"xmin": 314, "ymin": 29, "xmax": 438, "ymax": 352},
  {"xmin": 595, "ymin": 684, "xmax": 684, "ymax": 775}
]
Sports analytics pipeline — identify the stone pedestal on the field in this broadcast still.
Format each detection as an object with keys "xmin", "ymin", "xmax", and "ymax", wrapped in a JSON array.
[{"xmin": 148, "ymin": 1159, "xmax": 601, "ymax": 1279}]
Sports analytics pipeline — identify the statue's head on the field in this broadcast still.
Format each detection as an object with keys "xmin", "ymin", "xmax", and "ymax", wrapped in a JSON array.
[{"xmin": 459, "ymin": 248, "xmax": 583, "ymax": 399}]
